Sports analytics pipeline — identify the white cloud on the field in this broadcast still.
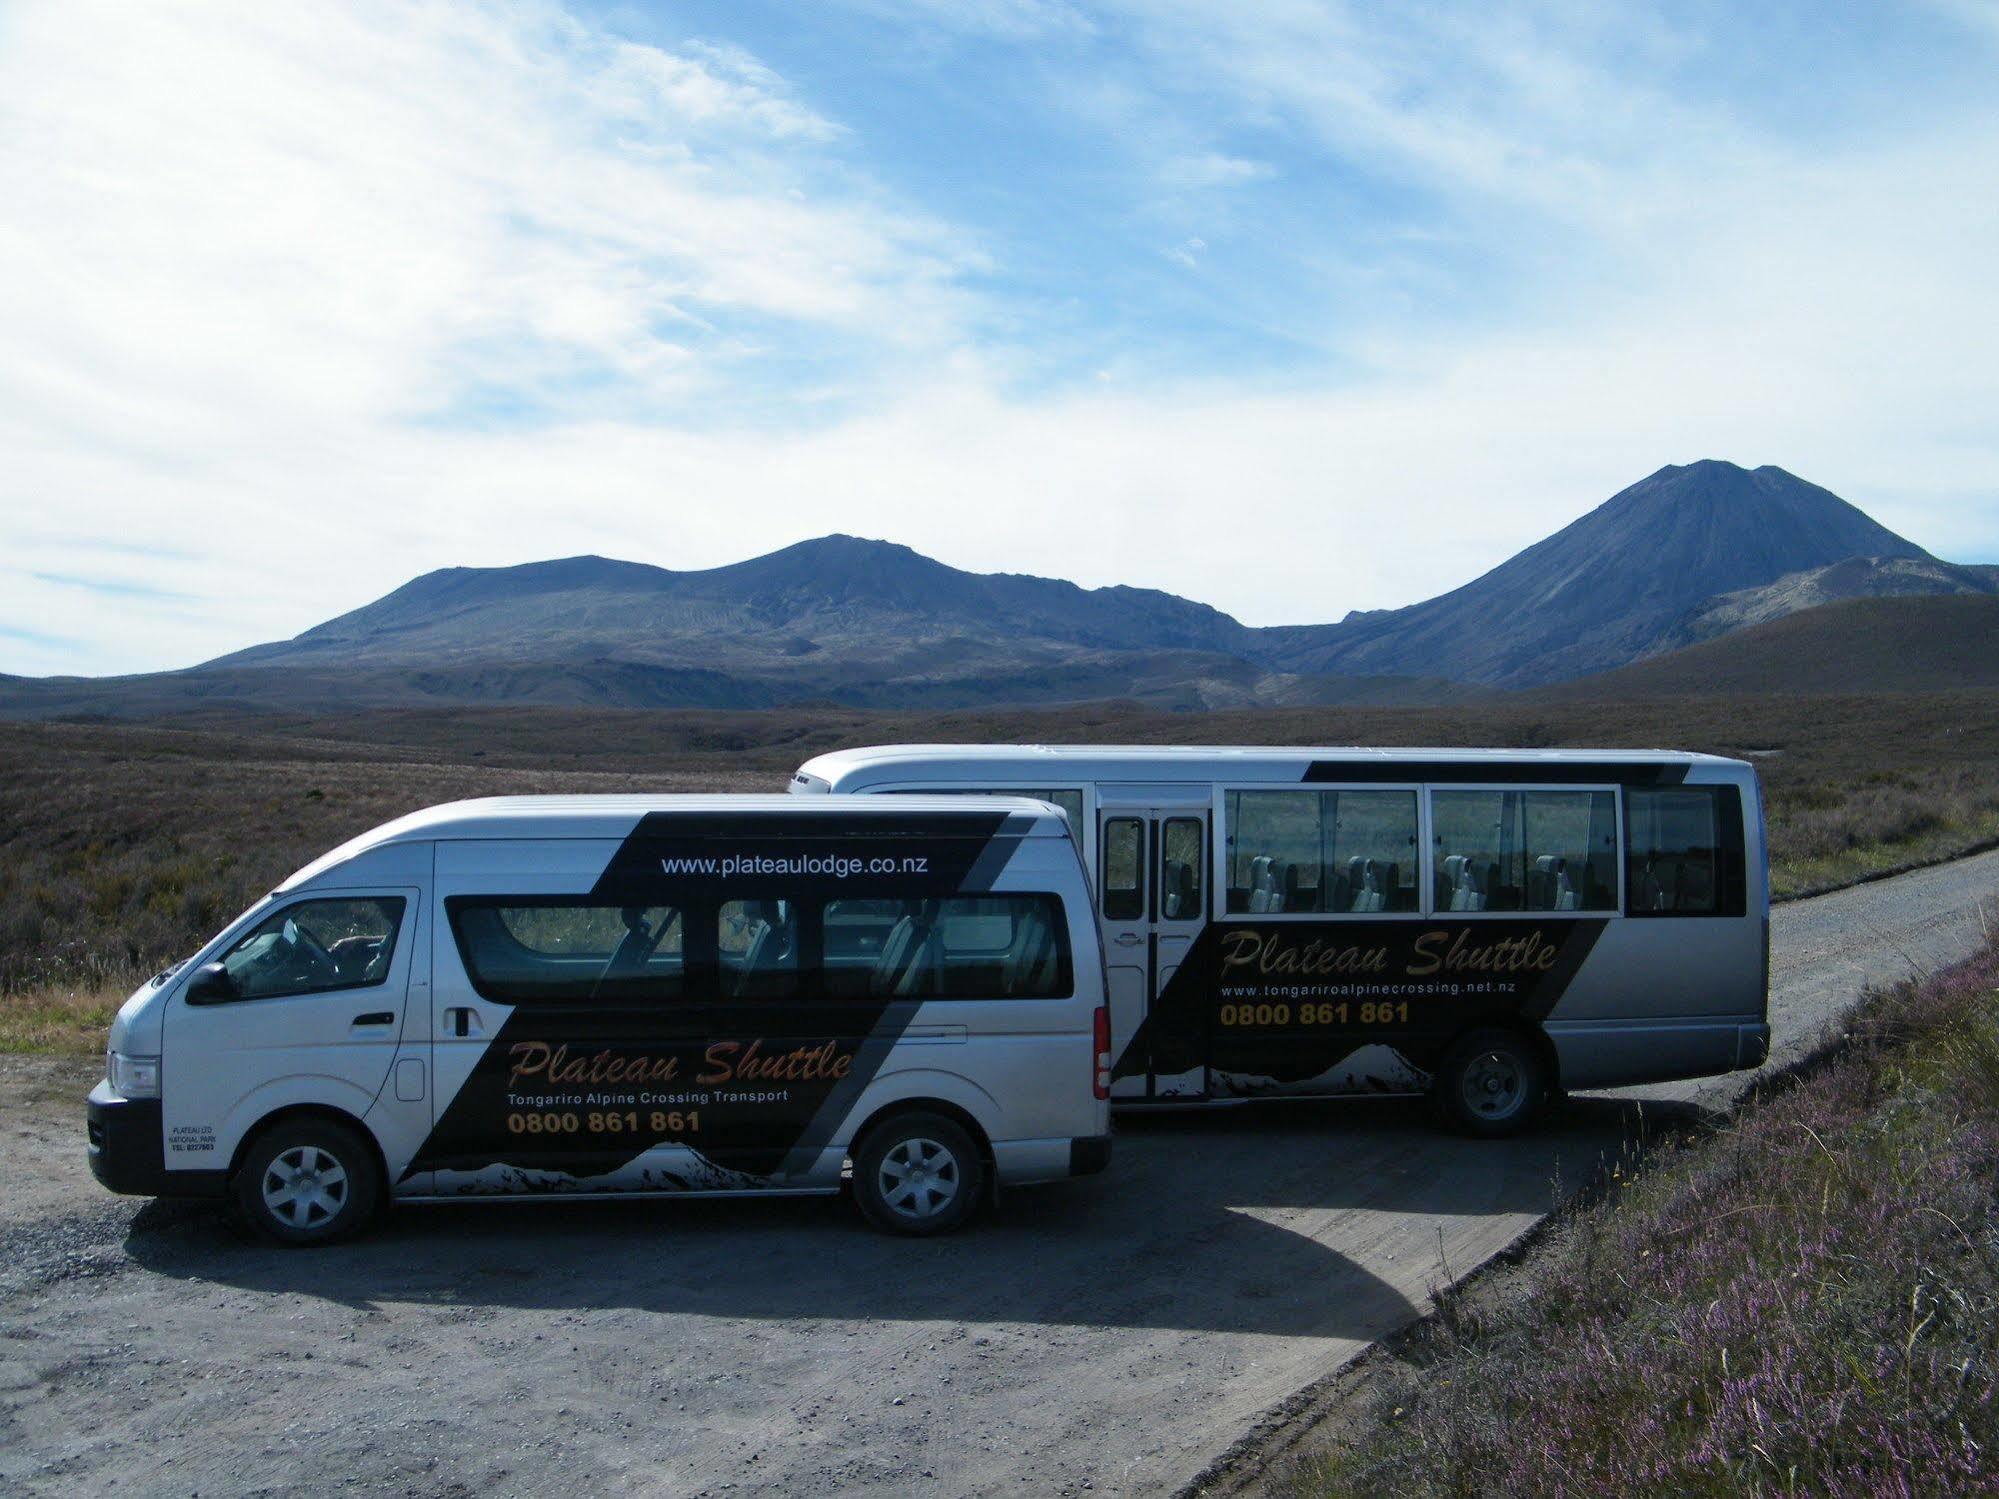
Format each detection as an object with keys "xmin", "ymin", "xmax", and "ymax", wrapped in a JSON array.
[
  {"xmin": 1, "ymin": 0, "xmax": 1996, "ymax": 679},
  {"xmin": 1156, "ymin": 152, "xmax": 1273, "ymax": 191}
]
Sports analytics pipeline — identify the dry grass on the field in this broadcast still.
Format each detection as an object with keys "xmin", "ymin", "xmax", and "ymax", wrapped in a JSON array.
[
  {"xmin": 1283, "ymin": 938, "xmax": 1999, "ymax": 1497},
  {"xmin": 0, "ymin": 983, "xmax": 125, "ymax": 1055},
  {"xmin": 1766, "ymin": 764, "xmax": 1999, "ymax": 898},
  {"xmin": 3, "ymin": 690, "xmax": 1995, "ymax": 1053}
]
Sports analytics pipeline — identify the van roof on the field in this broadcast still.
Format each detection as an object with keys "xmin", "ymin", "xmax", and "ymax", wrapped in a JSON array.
[
  {"xmin": 795, "ymin": 743, "xmax": 1746, "ymax": 783},
  {"xmin": 280, "ymin": 794, "xmax": 1070, "ymax": 891}
]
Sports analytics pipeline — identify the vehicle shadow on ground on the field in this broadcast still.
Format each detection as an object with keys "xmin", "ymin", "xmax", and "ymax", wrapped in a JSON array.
[{"xmin": 122, "ymin": 1094, "xmax": 1710, "ymax": 1341}]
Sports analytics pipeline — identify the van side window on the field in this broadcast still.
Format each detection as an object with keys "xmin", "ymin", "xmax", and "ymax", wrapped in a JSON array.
[
  {"xmin": 1224, "ymin": 791, "xmax": 1419, "ymax": 914},
  {"xmin": 719, "ymin": 900, "xmax": 800, "ymax": 999},
  {"xmin": 1430, "ymin": 790, "xmax": 1617, "ymax": 913},
  {"xmin": 450, "ymin": 901, "xmax": 685, "ymax": 1003},
  {"xmin": 1627, "ymin": 787, "xmax": 1746, "ymax": 916},
  {"xmin": 212, "ymin": 897, "xmax": 405, "ymax": 1001},
  {"xmin": 822, "ymin": 896, "xmax": 1072, "ymax": 999}
]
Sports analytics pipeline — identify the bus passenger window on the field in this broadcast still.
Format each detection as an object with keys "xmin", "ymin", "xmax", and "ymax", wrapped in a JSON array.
[
  {"xmin": 892, "ymin": 787, "xmax": 1083, "ymax": 839},
  {"xmin": 1224, "ymin": 790, "xmax": 1417, "ymax": 914},
  {"xmin": 1430, "ymin": 790, "xmax": 1616, "ymax": 913},
  {"xmin": 1102, "ymin": 819, "xmax": 1144, "ymax": 921},
  {"xmin": 1325, "ymin": 791, "xmax": 1419, "ymax": 913},
  {"xmin": 1627, "ymin": 788, "xmax": 1732, "ymax": 915},
  {"xmin": 1224, "ymin": 792, "xmax": 1319, "ymax": 912},
  {"xmin": 1160, "ymin": 818, "xmax": 1204, "ymax": 920}
]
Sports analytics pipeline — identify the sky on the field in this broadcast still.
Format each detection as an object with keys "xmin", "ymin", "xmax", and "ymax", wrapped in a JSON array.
[{"xmin": 3, "ymin": 0, "xmax": 1997, "ymax": 677}]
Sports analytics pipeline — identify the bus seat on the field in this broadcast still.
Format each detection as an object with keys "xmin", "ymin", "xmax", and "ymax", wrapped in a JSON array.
[
  {"xmin": 1276, "ymin": 860, "xmax": 1301, "ymax": 912},
  {"xmin": 1162, "ymin": 860, "xmax": 1195, "ymax": 920},
  {"xmin": 1376, "ymin": 861, "xmax": 1401, "ymax": 910},
  {"xmin": 1531, "ymin": 856, "xmax": 1579, "ymax": 911},
  {"xmin": 1247, "ymin": 856, "xmax": 1275, "ymax": 912},
  {"xmin": 1007, "ymin": 908, "xmax": 1057, "ymax": 995},
  {"xmin": 1352, "ymin": 859, "xmax": 1386, "ymax": 913},
  {"xmin": 871, "ymin": 903, "xmax": 940, "ymax": 997},
  {"xmin": 1452, "ymin": 858, "xmax": 1487, "ymax": 912}
]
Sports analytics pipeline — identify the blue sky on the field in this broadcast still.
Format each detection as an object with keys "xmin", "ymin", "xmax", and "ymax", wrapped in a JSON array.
[{"xmin": 2, "ymin": 0, "xmax": 1997, "ymax": 675}]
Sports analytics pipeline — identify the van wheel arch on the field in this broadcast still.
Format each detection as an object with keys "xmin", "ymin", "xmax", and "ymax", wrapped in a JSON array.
[
  {"xmin": 229, "ymin": 1104, "xmax": 391, "ymax": 1196},
  {"xmin": 849, "ymin": 1099, "xmax": 995, "ymax": 1180}
]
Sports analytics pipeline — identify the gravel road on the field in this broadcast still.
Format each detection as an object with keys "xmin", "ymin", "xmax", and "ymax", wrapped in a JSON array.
[{"xmin": 3, "ymin": 850, "xmax": 1994, "ymax": 1497}]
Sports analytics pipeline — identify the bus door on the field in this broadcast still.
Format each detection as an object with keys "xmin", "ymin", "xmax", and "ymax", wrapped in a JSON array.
[{"xmin": 1097, "ymin": 792, "xmax": 1210, "ymax": 1100}]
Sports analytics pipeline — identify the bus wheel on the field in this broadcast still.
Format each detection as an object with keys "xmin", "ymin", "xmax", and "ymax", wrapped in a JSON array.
[
  {"xmin": 853, "ymin": 1112, "xmax": 984, "ymax": 1237},
  {"xmin": 234, "ymin": 1119, "xmax": 381, "ymax": 1246},
  {"xmin": 1434, "ymin": 1028, "xmax": 1548, "ymax": 1138}
]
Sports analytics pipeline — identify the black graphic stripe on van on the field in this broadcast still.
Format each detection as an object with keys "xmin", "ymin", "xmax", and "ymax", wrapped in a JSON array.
[
  {"xmin": 1114, "ymin": 917, "xmax": 1609, "ymax": 1088},
  {"xmin": 1302, "ymin": 761, "xmax": 1690, "ymax": 787},
  {"xmin": 588, "ymin": 808, "xmax": 1017, "ymax": 904},
  {"xmin": 407, "ymin": 808, "xmax": 1033, "ymax": 1190},
  {"xmin": 775, "ymin": 998, "xmax": 923, "ymax": 1179}
]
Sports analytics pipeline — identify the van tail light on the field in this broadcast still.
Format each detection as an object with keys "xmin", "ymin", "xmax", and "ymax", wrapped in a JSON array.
[{"xmin": 1093, "ymin": 1005, "xmax": 1111, "ymax": 1101}]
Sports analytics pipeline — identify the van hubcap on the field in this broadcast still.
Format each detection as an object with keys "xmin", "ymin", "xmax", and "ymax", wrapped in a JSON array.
[
  {"xmin": 878, "ymin": 1137, "xmax": 960, "ymax": 1219},
  {"xmin": 1461, "ymin": 1051, "xmax": 1527, "ymax": 1119},
  {"xmin": 262, "ymin": 1145, "xmax": 350, "ymax": 1228}
]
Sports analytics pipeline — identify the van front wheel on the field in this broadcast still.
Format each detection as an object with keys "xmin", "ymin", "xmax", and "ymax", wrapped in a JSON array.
[
  {"xmin": 852, "ymin": 1113, "xmax": 984, "ymax": 1236},
  {"xmin": 234, "ymin": 1119, "xmax": 380, "ymax": 1246}
]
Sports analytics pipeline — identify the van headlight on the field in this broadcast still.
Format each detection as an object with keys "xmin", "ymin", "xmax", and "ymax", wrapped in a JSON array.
[{"xmin": 107, "ymin": 1051, "xmax": 160, "ymax": 1099}]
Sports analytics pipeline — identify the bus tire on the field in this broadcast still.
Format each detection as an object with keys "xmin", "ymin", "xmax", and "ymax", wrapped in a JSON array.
[
  {"xmin": 852, "ymin": 1111, "xmax": 984, "ymax": 1237},
  {"xmin": 233, "ymin": 1118, "xmax": 381, "ymax": 1246},
  {"xmin": 1433, "ymin": 1027, "xmax": 1548, "ymax": 1138}
]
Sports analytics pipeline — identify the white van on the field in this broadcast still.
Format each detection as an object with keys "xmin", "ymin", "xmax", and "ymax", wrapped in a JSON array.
[{"xmin": 88, "ymin": 795, "xmax": 1111, "ymax": 1243}]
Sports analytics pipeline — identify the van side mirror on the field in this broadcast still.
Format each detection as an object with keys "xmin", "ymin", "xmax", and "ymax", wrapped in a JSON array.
[{"xmin": 184, "ymin": 962, "xmax": 238, "ymax": 1005}]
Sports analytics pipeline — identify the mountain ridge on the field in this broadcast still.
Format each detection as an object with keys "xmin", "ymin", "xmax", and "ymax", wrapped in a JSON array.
[{"xmin": 3, "ymin": 460, "xmax": 1982, "ymax": 717}]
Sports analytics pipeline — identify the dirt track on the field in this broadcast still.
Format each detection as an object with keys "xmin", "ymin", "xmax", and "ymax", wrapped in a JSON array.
[{"xmin": 3, "ymin": 850, "xmax": 1995, "ymax": 1497}]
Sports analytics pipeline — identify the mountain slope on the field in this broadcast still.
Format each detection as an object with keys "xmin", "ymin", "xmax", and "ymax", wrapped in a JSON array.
[
  {"xmin": 214, "ymin": 538, "xmax": 1250, "ymax": 671},
  {"xmin": 0, "ymin": 460, "xmax": 1968, "ymax": 717},
  {"xmin": 1251, "ymin": 461, "xmax": 1930, "ymax": 687},
  {"xmin": 1539, "ymin": 594, "xmax": 1999, "ymax": 698},
  {"xmin": 1664, "ymin": 554, "xmax": 1999, "ymax": 648}
]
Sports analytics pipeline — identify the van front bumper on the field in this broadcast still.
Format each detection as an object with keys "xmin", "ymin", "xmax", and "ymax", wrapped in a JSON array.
[{"xmin": 86, "ymin": 1082, "xmax": 225, "ymax": 1199}]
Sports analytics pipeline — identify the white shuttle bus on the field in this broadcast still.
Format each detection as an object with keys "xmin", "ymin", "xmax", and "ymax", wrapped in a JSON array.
[
  {"xmin": 89, "ymin": 795, "xmax": 1111, "ymax": 1243},
  {"xmin": 791, "ymin": 747, "xmax": 1770, "ymax": 1134}
]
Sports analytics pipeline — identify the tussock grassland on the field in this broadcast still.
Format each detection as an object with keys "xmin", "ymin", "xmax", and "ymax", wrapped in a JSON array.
[
  {"xmin": 3, "ymin": 689, "xmax": 1995, "ymax": 1050},
  {"xmin": 1767, "ymin": 765, "xmax": 1999, "ymax": 899},
  {"xmin": 1283, "ymin": 936, "xmax": 1999, "ymax": 1497}
]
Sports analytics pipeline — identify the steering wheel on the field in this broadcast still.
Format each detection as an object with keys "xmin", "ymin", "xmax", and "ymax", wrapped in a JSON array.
[{"xmin": 282, "ymin": 915, "xmax": 339, "ymax": 979}]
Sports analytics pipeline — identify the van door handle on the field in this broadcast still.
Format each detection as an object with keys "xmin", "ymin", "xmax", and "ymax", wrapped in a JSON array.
[
  {"xmin": 443, "ymin": 1006, "xmax": 480, "ymax": 1037},
  {"xmin": 351, "ymin": 1012, "xmax": 395, "ymax": 1027},
  {"xmin": 1114, "ymin": 932, "xmax": 1142, "ymax": 947}
]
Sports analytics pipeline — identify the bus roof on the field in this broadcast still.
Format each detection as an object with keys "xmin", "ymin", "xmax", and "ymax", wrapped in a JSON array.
[
  {"xmin": 279, "ymin": 794, "xmax": 1071, "ymax": 891},
  {"xmin": 795, "ymin": 744, "xmax": 1747, "ymax": 786}
]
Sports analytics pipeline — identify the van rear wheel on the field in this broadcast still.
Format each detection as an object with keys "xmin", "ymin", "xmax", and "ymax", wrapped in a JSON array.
[
  {"xmin": 234, "ymin": 1119, "xmax": 380, "ymax": 1246},
  {"xmin": 852, "ymin": 1113, "xmax": 984, "ymax": 1236},
  {"xmin": 1434, "ymin": 1028, "xmax": 1548, "ymax": 1138}
]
